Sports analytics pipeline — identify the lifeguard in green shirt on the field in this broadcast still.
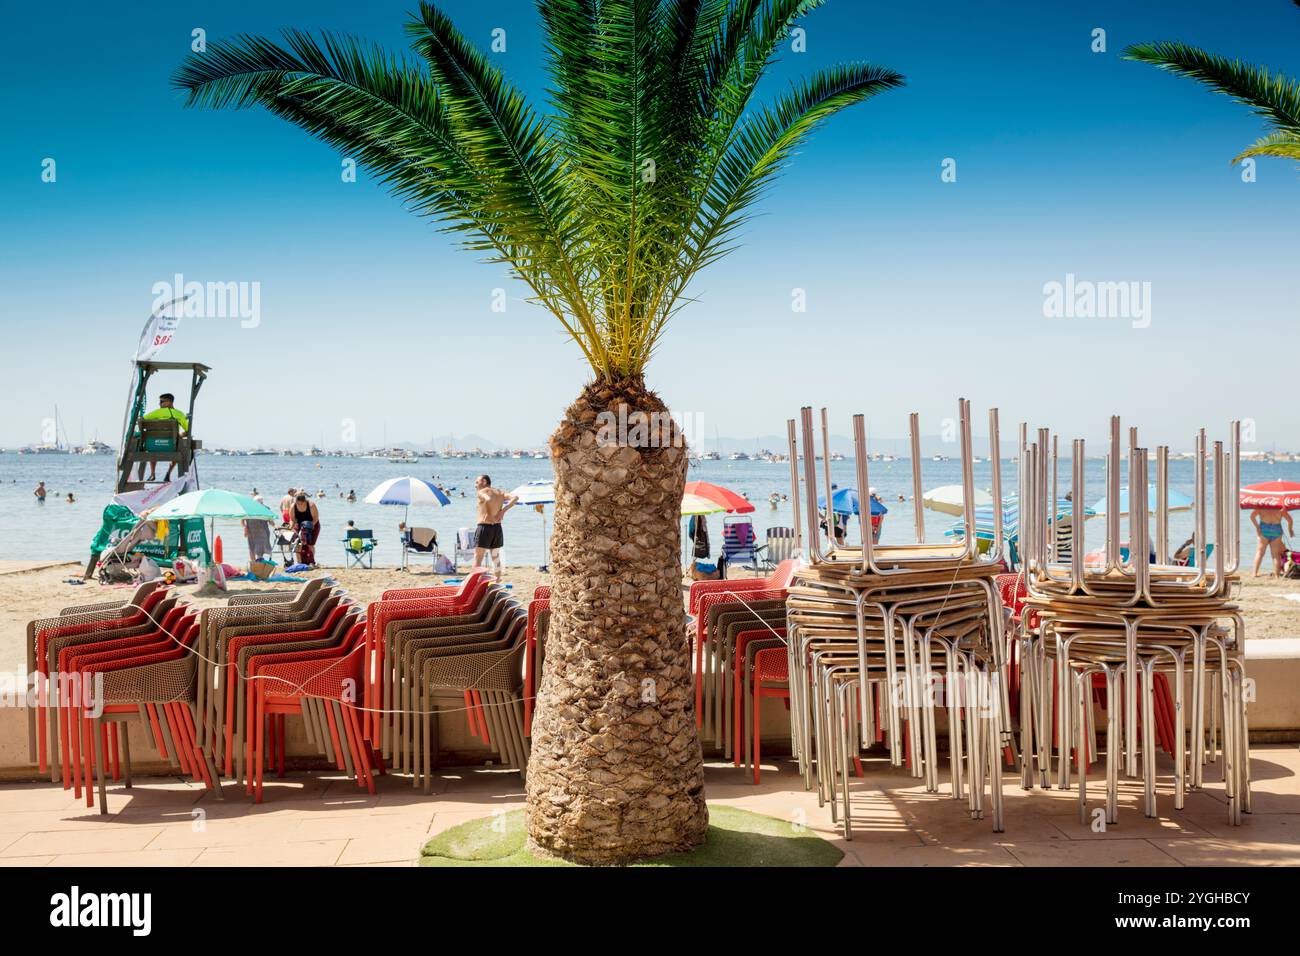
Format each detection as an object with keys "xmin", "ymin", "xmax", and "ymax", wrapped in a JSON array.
[{"xmin": 140, "ymin": 392, "xmax": 189, "ymax": 481}]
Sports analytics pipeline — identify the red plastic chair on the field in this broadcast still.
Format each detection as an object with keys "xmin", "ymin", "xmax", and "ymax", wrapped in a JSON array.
[
  {"xmin": 53, "ymin": 602, "xmax": 191, "ymax": 797},
  {"xmin": 732, "ymin": 625, "xmax": 788, "ymax": 770},
  {"xmin": 63, "ymin": 610, "xmax": 205, "ymax": 808},
  {"xmin": 686, "ymin": 559, "xmax": 796, "ymax": 616},
  {"xmin": 378, "ymin": 569, "xmax": 488, "ymax": 602},
  {"xmin": 751, "ymin": 646, "xmax": 790, "ymax": 784},
  {"xmin": 221, "ymin": 603, "xmax": 356, "ymax": 780},
  {"xmin": 246, "ymin": 620, "xmax": 372, "ymax": 802},
  {"xmin": 692, "ymin": 587, "xmax": 787, "ymax": 728},
  {"xmin": 523, "ymin": 594, "xmax": 551, "ymax": 737},
  {"xmin": 362, "ymin": 574, "xmax": 494, "ymax": 744},
  {"xmin": 33, "ymin": 586, "xmax": 171, "ymax": 775}
]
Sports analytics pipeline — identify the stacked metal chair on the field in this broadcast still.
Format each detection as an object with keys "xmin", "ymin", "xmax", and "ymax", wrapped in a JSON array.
[
  {"xmin": 689, "ymin": 560, "xmax": 797, "ymax": 764},
  {"xmin": 30, "ymin": 586, "xmax": 165, "ymax": 784},
  {"xmin": 363, "ymin": 570, "xmax": 529, "ymax": 790},
  {"xmin": 27, "ymin": 581, "xmax": 321, "ymax": 812},
  {"xmin": 785, "ymin": 400, "xmax": 1011, "ymax": 838},
  {"xmin": 1016, "ymin": 418, "xmax": 1250, "ymax": 826},
  {"xmin": 244, "ymin": 616, "xmax": 375, "ymax": 801}
]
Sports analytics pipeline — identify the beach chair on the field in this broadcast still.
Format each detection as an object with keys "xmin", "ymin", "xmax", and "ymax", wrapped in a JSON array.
[
  {"xmin": 719, "ymin": 516, "xmax": 758, "ymax": 576},
  {"xmin": 342, "ymin": 528, "xmax": 378, "ymax": 569},
  {"xmin": 401, "ymin": 527, "xmax": 439, "ymax": 570},
  {"xmin": 753, "ymin": 526, "xmax": 796, "ymax": 572},
  {"xmin": 454, "ymin": 527, "xmax": 476, "ymax": 569}
]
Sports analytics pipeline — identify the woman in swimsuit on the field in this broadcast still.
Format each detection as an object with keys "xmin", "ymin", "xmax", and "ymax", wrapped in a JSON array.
[
  {"xmin": 291, "ymin": 493, "xmax": 321, "ymax": 552},
  {"xmin": 1251, "ymin": 507, "xmax": 1293, "ymax": 577}
]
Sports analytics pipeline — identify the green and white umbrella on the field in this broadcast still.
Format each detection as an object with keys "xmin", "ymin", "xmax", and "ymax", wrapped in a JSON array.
[
  {"xmin": 148, "ymin": 489, "xmax": 277, "ymax": 521},
  {"xmin": 147, "ymin": 489, "xmax": 277, "ymax": 567}
]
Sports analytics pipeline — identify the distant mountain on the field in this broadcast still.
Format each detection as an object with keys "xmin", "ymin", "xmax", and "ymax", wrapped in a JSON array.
[{"xmin": 427, "ymin": 433, "xmax": 506, "ymax": 453}]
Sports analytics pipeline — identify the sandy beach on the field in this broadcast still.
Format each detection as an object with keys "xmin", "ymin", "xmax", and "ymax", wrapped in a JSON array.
[{"xmin": 3, "ymin": 557, "xmax": 1297, "ymax": 675}]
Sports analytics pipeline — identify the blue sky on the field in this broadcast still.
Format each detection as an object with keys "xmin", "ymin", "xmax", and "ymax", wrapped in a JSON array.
[{"xmin": 2, "ymin": 0, "xmax": 1298, "ymax": 452}]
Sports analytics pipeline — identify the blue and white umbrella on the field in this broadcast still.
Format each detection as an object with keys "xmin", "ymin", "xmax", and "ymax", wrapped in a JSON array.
[
  {"xmin": 509, "ymin": 480, "xmax": 556, "ymax": 570},
  {"xmin": 364, "ymin": 476, "xmax": 451, "ymax": 523},
  {"xmin": 509, "ymin": 480, "xmax": 555, "ymax": 506},
  {"xmin": 816, "ymin": 487, "xmax": 887, "ymax": 517}
]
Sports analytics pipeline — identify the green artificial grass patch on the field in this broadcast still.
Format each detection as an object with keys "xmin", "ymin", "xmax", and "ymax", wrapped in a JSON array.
[{"xmin": 418, "ymin": 805, "xmax": 842, "ymax": 867}]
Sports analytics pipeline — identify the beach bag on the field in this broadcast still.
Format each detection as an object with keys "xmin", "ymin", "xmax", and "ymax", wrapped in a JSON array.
[
  {"xmin": 249, "ymin": 559, "xmax": 276, "ymax": 581},
  {"xmin": 100, "ymin": 561, "xmax": 135, "ymax": 584},
  {"xmin": 137, "ymin": 556, "xmax": 161, "ymax": 582},
  {"xmin": 690, "ymin": 560, "xmax": 720, "ymax": 581},
  {"xmin": 434, "ymin": 554, "xmax": 455, "ymax": 574}
]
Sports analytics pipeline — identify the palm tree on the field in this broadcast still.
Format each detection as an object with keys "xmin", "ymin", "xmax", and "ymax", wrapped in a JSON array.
[
  {"xmin": 175, "ymin": 0, "xmax": 901, "ymax": 864},
  {"xmin": 1125, "ymin": 1, "xmax": 1300, "ymax": 166}
]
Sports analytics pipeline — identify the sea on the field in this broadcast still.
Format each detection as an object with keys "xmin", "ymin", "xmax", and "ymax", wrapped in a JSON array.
[{"xmin": 2, "ymin": 451, "xmax": 1296, "ymax": 569}]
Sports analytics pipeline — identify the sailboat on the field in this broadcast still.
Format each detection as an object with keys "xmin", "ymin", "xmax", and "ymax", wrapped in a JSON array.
[{"xmin": 19, "ymin": 406, "xmax": 70, "ymax": 454}]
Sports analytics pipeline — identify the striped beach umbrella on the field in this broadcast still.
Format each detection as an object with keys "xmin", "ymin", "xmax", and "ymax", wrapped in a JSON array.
[
  {"xmin": 683, "ymin": 480, "xmax": 755, "ymax": 514},
  {"xmin": 365, "ymin": 476, "xmax": 451, "ymax": 523}
]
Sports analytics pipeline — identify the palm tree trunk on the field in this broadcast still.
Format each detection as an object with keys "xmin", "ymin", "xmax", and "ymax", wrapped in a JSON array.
[{"xmin": 525, "ymin": 377, "xmax": 708, "ymax": 864}]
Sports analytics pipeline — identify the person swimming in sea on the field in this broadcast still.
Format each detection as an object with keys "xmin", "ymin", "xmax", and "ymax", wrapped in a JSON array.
[{"xmin": 1251, "ymin": 506, "xmax": 1293, "ymax": 577}]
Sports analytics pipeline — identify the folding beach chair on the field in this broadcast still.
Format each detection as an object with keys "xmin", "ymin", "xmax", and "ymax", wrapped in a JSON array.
[
  {"xmin": 753, "ymin": 526, "xmax": 796, "ymax": 572},
  {"xmin": 401, "ymin": 527, "xmax": 439, "ymax": 570},
  {"xmin": 720, "ymin": 516, "xmax": 758, "ymax": 576},
  {"xmin": 454, "ymin": 527, "xmax": 476, "ymax": 569},
  {"xmin": 342, "ymin": 529, "xmax": 377, "ymax": 569}
]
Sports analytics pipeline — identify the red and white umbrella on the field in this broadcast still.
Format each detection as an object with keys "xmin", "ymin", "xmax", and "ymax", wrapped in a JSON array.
[
  {"xmin": 1239, "ymin": 480, "xmax": 1300, "ymax": 511},
  {"xmin": 683, "ymin": 480, "xmax": 755, "ymax": 514}
]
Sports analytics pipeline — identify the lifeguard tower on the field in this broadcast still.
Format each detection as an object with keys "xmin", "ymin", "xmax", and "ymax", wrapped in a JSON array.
[{"xmin": 114, "ymin": 361, "xmax": 209, "ymax": 493}]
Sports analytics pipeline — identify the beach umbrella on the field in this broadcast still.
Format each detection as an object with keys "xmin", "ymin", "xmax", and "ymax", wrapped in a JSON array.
[
  {"xmin": 676, "ymin": 496, "xmax": 728, "ymax": 564},
  {"xmin": 1239, "ymin": 480, "xmax": 1300, "ymax": 511},
  {"xmin": 1092, "ymin": 486, "xmax": 1192, "ymax": 516},
  {"xmin": 683, "ymin": 480, "xmax": 755, "ymax": 514},
  {"xmin": 922, "ymin": 485, "xmax": 993, "ymax": 516},
  {"xmin": 816, "ymin": 487, "xmax": 887, "ymax": 517},
  {"xmin": 509, "ymin": 480, "xmax": 556, "ymax": 570},
  {"xmin": 945, "ymin": 506, "xmax": 1020, "ymax": 542},
  {"xmin": 364, "ymin": 476, "xmax": 451, "ymax": 523},
  {"xmin": 681, "ymin": 493, "xmax": 727, "ymax": 516},
  {"xmin": 148, "ymin": 488, "xmax": 276, "ymax": 521},
  {"xmin": 509, "ymin": 480, "xmax": 555, "ymax": 506},
  {"xmin": 146, "ymin": 489, "xmax": 276, "ymax": 568}
]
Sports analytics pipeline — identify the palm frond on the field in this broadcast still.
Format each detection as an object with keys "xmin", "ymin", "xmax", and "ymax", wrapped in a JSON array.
[
  {"xmin": 176, "ymin": 0, "xmax": 902, "ymax": 381},
  {"xmin": 646, "ymin": 60, "xmax": 903, "ymax": 350},
  {"xmin": 405, "ymin": 2, "xmax": 608, "ymax": 366},
  {"xmin": 1233, "ymin": 130, "xmax": 1300, "ymax": 163},
  {"xmin": 1124, "ymin": 41, "xmax": 1300, "ymax": 134}
]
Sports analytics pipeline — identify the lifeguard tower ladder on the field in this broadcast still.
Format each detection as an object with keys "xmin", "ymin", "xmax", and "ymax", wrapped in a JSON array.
[{"xmin": 114, "ymin": 361, "xmax": 209, "ymax": 494}]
